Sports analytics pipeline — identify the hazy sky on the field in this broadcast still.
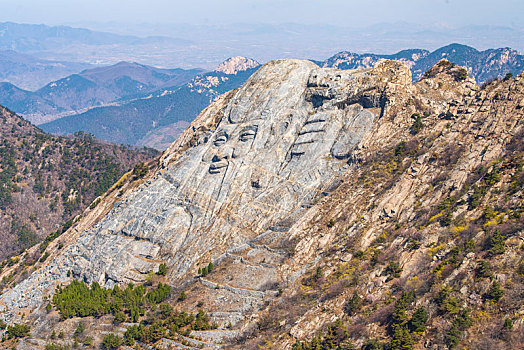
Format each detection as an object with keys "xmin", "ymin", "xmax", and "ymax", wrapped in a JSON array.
[{"xmin": 1, "ymin": 0, "xmax": 523, "ymax": 29}]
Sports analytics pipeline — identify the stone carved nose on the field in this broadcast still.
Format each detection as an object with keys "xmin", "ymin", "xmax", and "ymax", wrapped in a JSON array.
[{"xmin": 212, "ymin": 146, "xmax": 233, "ymax": 162}]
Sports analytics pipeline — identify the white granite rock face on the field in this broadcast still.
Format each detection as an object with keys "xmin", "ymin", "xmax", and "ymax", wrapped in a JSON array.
[{"xmin": 0, "ymin": 59, "xmax": 411, "ymax": 321}]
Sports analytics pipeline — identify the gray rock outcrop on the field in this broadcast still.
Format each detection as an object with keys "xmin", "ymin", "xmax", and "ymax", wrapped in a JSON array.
[{"xmin": 0, "ymin": 58, "xmax": 411, "ymax": 325}]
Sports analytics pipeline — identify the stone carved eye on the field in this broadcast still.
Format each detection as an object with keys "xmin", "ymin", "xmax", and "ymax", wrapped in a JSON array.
[
  {"xmin": 214, "ymin": 131, "xmax": 228, "ymax": 146},
  {"xmin": 239, "ymin": 126, "xmax": 258, "ymax": 142}
]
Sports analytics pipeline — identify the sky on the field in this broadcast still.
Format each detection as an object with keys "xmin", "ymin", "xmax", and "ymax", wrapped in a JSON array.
[{"xmin": 0, "ymin": 0, "xmax": 523, "ymax": 30}]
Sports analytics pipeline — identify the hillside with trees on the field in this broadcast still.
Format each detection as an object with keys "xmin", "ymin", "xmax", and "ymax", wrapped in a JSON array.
[{"xmin": 0, "ymin": 105, "xmax": 158, "ymax": 261}]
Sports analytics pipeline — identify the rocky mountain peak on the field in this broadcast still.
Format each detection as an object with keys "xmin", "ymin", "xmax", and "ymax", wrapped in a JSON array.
[
  {"xmin": 417, "ymin": 59, "xmax": 481, "ymax": 101},
  {"xmin": 1, "ymin": 58, "xmax": 413, "ymax": 319},
  {"xmin": 215, "ymin": 56, "xmax": 260, "ymax": 74}
]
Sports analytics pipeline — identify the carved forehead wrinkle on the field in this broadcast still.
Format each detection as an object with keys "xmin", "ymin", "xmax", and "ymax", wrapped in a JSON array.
[
  {"xmin": 228, "ymin": 106, "xmax": 244, "ymax": 124},
  {"xmin": 229, "ymin": 109, "xmax": 265, "ymax": 124},
  {"xmin": 227, "ymin": 93, "xmax": 274, "ymax": 123},
  {"xmin": 221, "ymin": 115, "xmax": 266, "ymax": 127},
  {"xmin": 240, "ymin": 125, "xmax": 258, "ymax": 133},
  {"xmin": 215, "ymin": 129, "xmax": 228, "ymax": 136}
]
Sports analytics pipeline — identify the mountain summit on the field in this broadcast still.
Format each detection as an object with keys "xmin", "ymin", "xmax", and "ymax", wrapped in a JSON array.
[{"xmin": 215, "ymin": 56, "xmax": 260, "ymax": 75}]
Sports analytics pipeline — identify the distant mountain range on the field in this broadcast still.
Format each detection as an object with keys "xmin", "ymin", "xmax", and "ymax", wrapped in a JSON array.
[
  {"xmin": 0, "ymin": 21, "xmax": 189, "ymax": 54},
  {"xmin": 0, "ymin": 50, "xmax": 92, "ymax": 90},
  {"xmin": 319, "ymin": 43, "xmax": 523, "ymax": 82},
  {"xmin": 40, "ymin": 57, "xmax": 260, "ymax": 149},
  {"xmin": 0, "ymin": 62, "xmax": 203, "ymax": 124},
  {"xmin": 0, "ymin": 22, "xmax": 196, "ymax": 69},
  {"xmin": 1, "ymin": 21, "xmax": 523, "ymax": 70}
]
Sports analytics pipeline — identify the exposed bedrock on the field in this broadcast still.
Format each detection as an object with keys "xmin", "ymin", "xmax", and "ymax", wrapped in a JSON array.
[{"xmin": 0, "ymin": 58, "xmax": 412, "ymax": 325}]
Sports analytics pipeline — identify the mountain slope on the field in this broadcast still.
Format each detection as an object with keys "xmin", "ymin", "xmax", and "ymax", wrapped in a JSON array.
[
  {"xmin": 0, "ymin": 50, "xmax": 92, "ymax": 90},
  {"xmin": 0, "ymin": 105, "xmax": 158, "ymax": 261},
  {"xmin": 40, "ymin": 57, "xmax": 260, "ymax": 149},
  {"xmin": 0, "ymin": 62, "xmax": 203, "ymax": 124},
  {"xmin": 0, "ymin": 59, "xmax": 522, "ymax": 350}
]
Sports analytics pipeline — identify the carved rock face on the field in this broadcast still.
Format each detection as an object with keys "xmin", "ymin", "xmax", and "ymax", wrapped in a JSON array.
[
  {"xmin": 1, "ymin": 59, "xmax": 411, "ymax": 318},
  {"xmin": 203, "ymin": 124, "xmax": 258, "ymax": 174}
]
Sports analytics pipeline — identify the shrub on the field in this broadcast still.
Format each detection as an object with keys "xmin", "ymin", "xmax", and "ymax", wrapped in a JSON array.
[
  {"xmin": 395, "ymin": 141, "xmax": 406, "ymax": 157},
  {"xmin": 39, "ymin": 251, "xmax": 50, "ymax": 262},
  {"xmin": 445, "ymin": 309, "xmax": 473, "ymax": 349},
  {"xmin": 132, "ymin": 162, "xmax": 148, "ymax": 178},
  {"xmin": 6, "ymin": 323, "xmax": 30, "ymax": 338},
  {"xmin": 407, "ymin": 240, "xmax": 422, "ymax": 250},
  {"xmin": 157, "ymin": 263, "xmax": 167, "ymax": 276},
  {"xmin": 437, "ymin": 196, "xmax": 456, "ymax": 211},
  {"xmin": 452, "ymin": 67, "xmax": 468, "ymax": 81},
  {"xmin": 291, "ymin": 320, "xmax": 351, "ymax": 350},
  {"xmin": 386, "ymin": 262, "xmax": 403, "ymax": 280},
  {"xmin": 343, "ymin": 292, "xmax": 362, "ymax": 316},
  {"xmin": 410, "ymin": 113, "xmax": 424, "ymax": 135},
  {"xmin": 484, "ymin": 281, "xmax": 503, "ymax": 302},
  {"xmin": 102, "ymin": 333, "xmax": 123, "ymax": 350},
  {"xmin": 503, "ymin": 318, "xmax": 513, "ymax": 330},
  {"xmin": 487, "ymin": 229, "xmax": 505, "ymax": 256},
  {"xmin": 73, "ymin": 322, "xmax": 85, "ymax": 336},
  {"xmin": 408, "ymin": 307, "xmax": 428, "ymax": 333},
  {"xmin": 314, "ymin": 266, "xmax": 323, "ymax": 281},
  {"xmin": 476, "ymin": 260, "xmax": 491, "ymax": 278}
]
